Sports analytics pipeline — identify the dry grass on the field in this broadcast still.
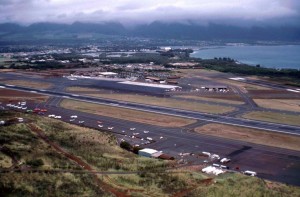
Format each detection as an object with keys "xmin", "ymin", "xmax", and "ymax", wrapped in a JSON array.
[
  {"xmin": 195, "ymin": 123, "xmax": 300, "ymax": 151},
  {"xmin": 0, "ymin": 152, "xmax": 13, "ymax": 168},
  {"xmin": 174, "ymin": 95, "xmax": 244, "ymax": 105},
  {"xmin": 254, "ymin": 99, "xmax": 300, "ymax": 112},
  {"xmin": 67, "ymin": 87, "xmax": 235, "ymax": 114},
  {"xmin": 60, "ymin": 99, "xmax": 196, "ymax": 127},
  {"xmin": 242, "ymin": 111, "xmax": 300, "ymax": 126},
  {"xmin": 217, "ymin": 79, "xmax": 271, "ymax": 92},
  {"xmin": 3, "ymin": 80, "xmax": 53, "ymax": 89}
]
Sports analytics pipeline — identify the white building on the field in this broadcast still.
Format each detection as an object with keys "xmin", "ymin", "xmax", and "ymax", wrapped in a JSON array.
[{"xmin": 138, "ymin": 148, "xmax": 158, "ymax": 158}]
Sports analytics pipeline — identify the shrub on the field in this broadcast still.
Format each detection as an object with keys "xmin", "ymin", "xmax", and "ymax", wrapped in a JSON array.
[
  {"xmin": 26, "ymin": 159, "xmax": 44, "ymax": 168},
  {"xmin": 120, "ymin": 141, "xmax": 132, "ymax": 151}
]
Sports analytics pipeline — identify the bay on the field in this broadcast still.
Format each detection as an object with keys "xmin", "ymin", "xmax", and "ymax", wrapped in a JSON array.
[{"xmin": 191, "ymin": 45, "xmax": 300, "ymax": 69}]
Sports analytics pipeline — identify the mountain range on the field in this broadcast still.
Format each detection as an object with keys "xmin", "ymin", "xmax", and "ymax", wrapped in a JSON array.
[{"xmin": 0, "ymin": 22, "xmax": 299, "ymax": 42}]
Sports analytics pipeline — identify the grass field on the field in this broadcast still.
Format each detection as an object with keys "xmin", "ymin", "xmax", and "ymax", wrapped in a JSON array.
[
  {"xmin": 195, "ymin": 124, "xmax": 300, "ymax": 151},
  {"xmin": 242, "ymin": 111, "xmax": 300, "ymax": 126},
  {"xmin": 60, "ymin": 99, "xmax": 196, "ymax": 127},
  {"xmin": 0, "ymin": 110, "xmax": 299, "ymax": 196},
  {"xmin": 3, "ymin": 80, "xmax": 53, "ymax": 89},
  {"xmin": 67, "ymin": 87, "xmax": 235, "ymax": 114},
  {"xmin": 254, "ymin": 99, "xmax": 300, "ymax": 112},
  {"xmin": 174, "ymin": 95, "xmax": 244, "ymax": 105}
]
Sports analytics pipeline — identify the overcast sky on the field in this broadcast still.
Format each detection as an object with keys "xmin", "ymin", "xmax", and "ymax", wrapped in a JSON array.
[{"xmin": 0, "ymin": 0, "xmax": 299, "ymax": 26}]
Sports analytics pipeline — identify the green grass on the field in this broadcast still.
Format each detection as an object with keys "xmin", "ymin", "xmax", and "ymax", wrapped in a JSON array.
[{"xmin": 189, "ymin": 173, "xmax": 300, "ymax": 197}]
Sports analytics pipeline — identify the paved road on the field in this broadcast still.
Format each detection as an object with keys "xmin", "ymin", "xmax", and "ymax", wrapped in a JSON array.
[{"xmin": 1, "ymin": 83, "xmax": 300, "ymax": 136}]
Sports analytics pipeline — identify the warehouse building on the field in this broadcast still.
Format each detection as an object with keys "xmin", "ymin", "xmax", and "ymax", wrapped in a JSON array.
[{"xmin": 138, "ymin": 148, "xmax": 158, "ymax": 158}]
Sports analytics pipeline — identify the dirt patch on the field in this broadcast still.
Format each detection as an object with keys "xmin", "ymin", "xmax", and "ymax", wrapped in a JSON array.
[
  {"xmin": 3, "ymin": 80, "xmax": 53, "ymax": 89},
  {"xmin": 242, "ymin": 111, "xmax": 300, "ymax": 126},
  {"xmin": 254, "ymin": 99, "xmax": 300, "ymax": 112},
  {"xmin": 0, "ymin": 89, "xmax": 49, "ymax": 102},
  {"xmin": 195, "ymin": 124, "xmax": 300, "ymax": 151},
  {"xmin": 60, "ymin": 99, "xmax": 196, "ymax": 127}
]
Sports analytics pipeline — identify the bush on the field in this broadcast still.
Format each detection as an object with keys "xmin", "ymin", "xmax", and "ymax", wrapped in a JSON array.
[
  {"xmin": 120, "ymin": 141, "xmax": 132, "ymax": 151},
  {"xmin": 26, "ymin": 159, "xmax": 44, "ymax": 168}
]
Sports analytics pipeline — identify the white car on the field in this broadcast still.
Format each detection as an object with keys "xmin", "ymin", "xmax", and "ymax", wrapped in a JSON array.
[
  {"xmin": 108, "ymin": 127, "xmax": 114, "ymax": 130},
  {"xmin": 48, "ymin": 114, "xmax": 55, "ymax": 118},
  {"xmin": 130, "ymin": 128, "xmax": 136, "ymax": 131},
  {"xmin": 70, "ymin": 115, "xmax": 78, "ymax": 119},
  {"xmin": 146, "ymin": 137, "xmax": 153, "ymax": 141},
  {"xmin": 22, "ymin": 107, "xmax": 27, "ymax": 110},
  {"xmin": 160, "ymin": 136, "xmax": 164, "ymax": 139},
  {"xmin": 220, "ymin": 158, "xmax": 231, "ymax": 163},
  {"xmin": 54, "ymin": 116, "xmax": 62, "ymax": 119},
  {"xmin": 69, "ymin": 119, "xmax": 75, "ymax": 122},
  {"xmin": 98, "ymin": 125, "xmax": 103, "ymax": 128},
  {"xmin": 133, "ymin": 132, "xmax": 139, "ymax": 135},
  {"xmin": 78, "ymin": 121, "xmax": 85, "ymax": 124},
  {"xmin": 143, "ymin": 130, "xmax": 149, "ymax": 134}
]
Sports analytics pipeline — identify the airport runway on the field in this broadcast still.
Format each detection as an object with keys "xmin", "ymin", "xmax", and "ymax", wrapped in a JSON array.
[{"xmin": 1, "ymin": 83, "xmax": 300, "ymax": 136}]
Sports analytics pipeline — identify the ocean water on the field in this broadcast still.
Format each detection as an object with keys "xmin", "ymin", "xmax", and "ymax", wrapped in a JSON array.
[{"xmin": 191, "ymin": 45, "xmax": 300, "ymax": 69}]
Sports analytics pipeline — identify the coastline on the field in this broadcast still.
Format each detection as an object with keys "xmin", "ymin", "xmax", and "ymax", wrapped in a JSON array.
[{"xmin": 191, "ymin": 45, "xmax": 300, "ymax": 69}]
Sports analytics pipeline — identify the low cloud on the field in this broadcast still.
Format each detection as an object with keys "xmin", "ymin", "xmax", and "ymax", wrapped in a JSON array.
[{"xmin": 0, "ymin": 0, "xmax": 299, "ymax": 26}]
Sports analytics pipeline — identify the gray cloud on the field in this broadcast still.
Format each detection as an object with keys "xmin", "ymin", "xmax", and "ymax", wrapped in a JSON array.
[{"xmin": 0, "ymin": 0, "xmax": 299, "ymax": 26}]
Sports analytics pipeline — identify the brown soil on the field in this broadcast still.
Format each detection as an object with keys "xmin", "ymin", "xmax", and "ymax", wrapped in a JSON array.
[{"xmin": 0, "ymin": 89, "xmax": 48, "ymax": 102}]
